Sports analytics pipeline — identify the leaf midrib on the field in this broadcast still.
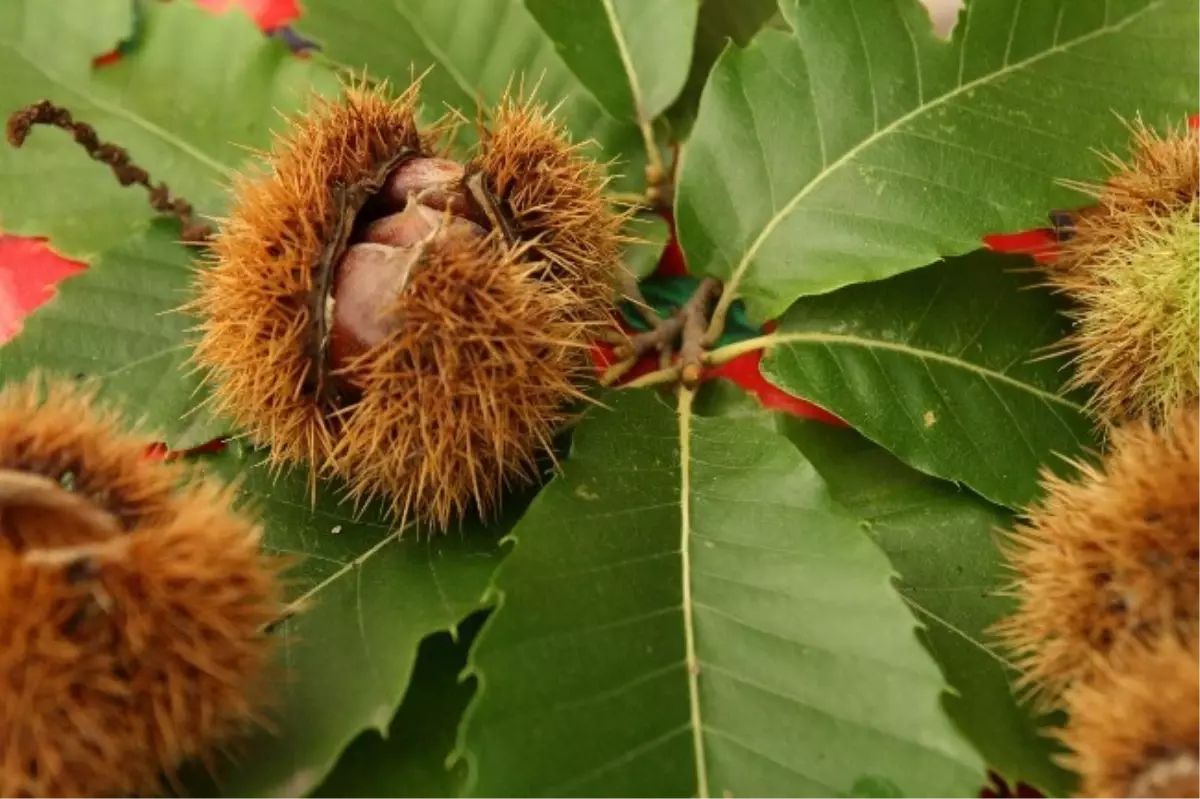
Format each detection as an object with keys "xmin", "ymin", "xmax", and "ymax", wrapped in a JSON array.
[
  {"xmin": 770, "ymin": 330, "xmax": 1085, "ymax": 411},
  {"xmin": 721, "ymin": 0, "xmax": 1164, "ymax": 292},
  {"xmin": 676, "ymin": 388, "xmax": 710, "ymax": 797},
  {"xmin": 679, "ymin": 392, "xmax": 984, "ymax": 794},
  {"xmin": 599, "ymin": 0, "xmax": 644, "ymax": 121}
]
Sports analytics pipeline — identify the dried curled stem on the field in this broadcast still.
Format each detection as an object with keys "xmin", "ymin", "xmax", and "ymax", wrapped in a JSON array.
[
  {"xmin": 6, "ymin": 100, "xmax": 214, "ymax": 245},
  {"xmin": 0, "ymin": 469, "xmax": 122, "ymax": 541}
]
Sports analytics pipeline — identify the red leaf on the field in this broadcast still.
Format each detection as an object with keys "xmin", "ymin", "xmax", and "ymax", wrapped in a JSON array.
[
  {"xmin": 983, "ymin": 228, "xmax": 1059, "ymax": 263},
  {"xmin": 0, "ymin": 270, "xmax": 21, "ymax": 342},
  {"xmin": 194, "ymin": 0, "xmax": 299, "ymax": 29},
  {"xmin": 0, "ymin": 237, "xmax": 86, "ymax": 343}
]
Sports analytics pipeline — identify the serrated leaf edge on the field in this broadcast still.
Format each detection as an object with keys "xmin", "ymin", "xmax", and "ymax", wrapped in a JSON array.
[{"xmin": 702, "ymin": 0, "xmax": 1167, "ymax": 322}]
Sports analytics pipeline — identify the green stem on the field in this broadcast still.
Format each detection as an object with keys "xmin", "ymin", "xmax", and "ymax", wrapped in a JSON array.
[{"xmin": 617, "ymin": 333, "xmax": 782, "ymax": 390}]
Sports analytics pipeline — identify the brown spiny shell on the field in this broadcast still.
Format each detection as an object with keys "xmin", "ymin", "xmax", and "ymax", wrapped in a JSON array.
[
  {"xmin": 0, "ymin": 376, "xmax": 283, "ymax": 798},
  {"xmin": 1049, "ymin": 119, "xmax": 1200, "ymax": 428},
  {"xmin": 995, "ymin": 404, "xmax": 1200, "ymax": 703},
  {"xmin": 190, "ymin": 81, "xmax": 616, "ymax": 529},
  {"xmin": 191, "ymin": 81, "xmax": 434, "ymax": 481},
  {"xmin": 1060, "ymin": 635, "xmax": 1199, "ymax": 798},
  {"xmin": 331, "ymin": 232, "xmax": 591, "ymax": 527},
  {"xmin": 471, "ymin": 92, "xmax": 632, "ymax": 317}
]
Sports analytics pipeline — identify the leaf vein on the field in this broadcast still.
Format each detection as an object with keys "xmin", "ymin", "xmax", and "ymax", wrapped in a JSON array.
[
  {"xmin": 848, "ymin": 0, "xmax": 879, "ymax": 133},
  {"xmin": 700, "ymin": 660, "xmax": 955, "ymax": 751},
  {"xmin": 542, "ymin": 723, "xmax": 693, "ymax": 797},
  {"xmin": 771, "ymin": 331, "xmax": 1084, "ymax": 411},
  {"xmin": 902, "ymin": 596, "xmax": 1014, "ymax": 670},
  {"xmin": 917, "ymin": 358, "xmax": 1007, "ymax": 485},
  {"xmin": 717, "ymin": 0, "xmax": 1162, "ymax": 305},
  {"xmin": 694, "ymin": 601, "xmax": 934, "ymax": 678}
]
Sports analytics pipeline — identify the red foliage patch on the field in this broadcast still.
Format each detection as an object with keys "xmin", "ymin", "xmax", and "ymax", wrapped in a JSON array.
[
  {"xmin": 193, "ymin": 0, "xmax": 300, "ymax": 29},
  {"xmin": 0, "ymin": 237, "xmax": 85, "ymax": 339}
]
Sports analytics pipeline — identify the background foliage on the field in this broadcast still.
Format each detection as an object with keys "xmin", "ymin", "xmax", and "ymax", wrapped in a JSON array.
[{"xmin": 0, "ymin": 0, "xmax": 1195, "ymax": 796}]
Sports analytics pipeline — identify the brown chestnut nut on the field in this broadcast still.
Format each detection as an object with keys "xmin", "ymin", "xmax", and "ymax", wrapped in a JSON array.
[
  {"xmin": 329, "ymin": 243, "xmax": 420, "ymax": 367},
  {"xmin": 382, "ymin": 157, "xmax": 469, "ymax": 215},
  {"xmin": 364, "ymin": 203, "xmax": 487, "ymax": 248},
  {"xmin": 363, "ymin": 203, "xmax": 442, "ymax": 247}
]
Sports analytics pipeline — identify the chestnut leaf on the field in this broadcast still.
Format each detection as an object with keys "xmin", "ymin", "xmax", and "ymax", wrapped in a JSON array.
[
  {"xmin": 760, "ymin": 250, "xmax": 1099, "ymax": 510},
  {"xmin": 623, "ymin": 214, "xmax": 672, "ymax": 281},
  {"xmin": 181, "ymin": 445, "xmax": 527, "ymax": 798},
  {"xmin": 525, "ymin": 0, "xmax": 698, "ymax": 125},
  {"xmin": 665, "ymin": 0, "xmax": 782, "ymax": 135},
  {"xmin": 0, "ymin": 0, "xmax": 339, "ymax": 259},
  {"xmin": 456, "ymin": 388, "xmax": 985, "ymax": 798},
  {"xmin": 310, "ymin": 614, "xmax": 486, "ymax": 799},
  {"xmin": 780, "ymin": 418, "xmax": 1076, "ymax": 798},
  {"xmin": 676, "ymin": 0, "xmax": 1200, "ymax": 323},
  {"xmin": 0, "ymin": 0, "xmax": 337, "ymax": 448}
]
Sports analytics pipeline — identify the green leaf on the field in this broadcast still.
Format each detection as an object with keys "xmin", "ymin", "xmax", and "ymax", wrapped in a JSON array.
[
  {"xmin": 311, "ymin": 612, "xmax": 486, "ymax": 799},
  {"xmin": 675, "ymin": 0, "xmax": 1200, "ymax": 323},
  {"xmin": 457, "ymin": 389, "xmax": 984, "ymax": 797},
  {"xmin": 780, "ymin": 418, "xmax": 1075, "ymax": 797},
  {"xmin": 0, "ymin": 0, "xmax": 339, "ymax": 258},
  {"xmin": 294, "ymin": 0, "xmax": 646, "ymax": 190},
  {"xmin": 524, "ymin": 0, "xmax": 697, "ymax": 123},
  {"xmin": 623, "ymin": 214, "xmax": 671, "ymax": 281},
  {"xmin": 760, "ymin": 251, "xmax": 1098, "ymax": 510},
  {"xmin": 0, "ymin": 222, "xmax": 221, "ymax": 450},
  {"xmin": 692, "ymin": 377, "xmax": 779, "ymax": 421},
  {"xmin": 666, "ymin": 0, "xmax": 780, "ymax": 135},
  {"xmin": 186, "ymin": 445, "xmax": 522, "ymax": 798}
]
